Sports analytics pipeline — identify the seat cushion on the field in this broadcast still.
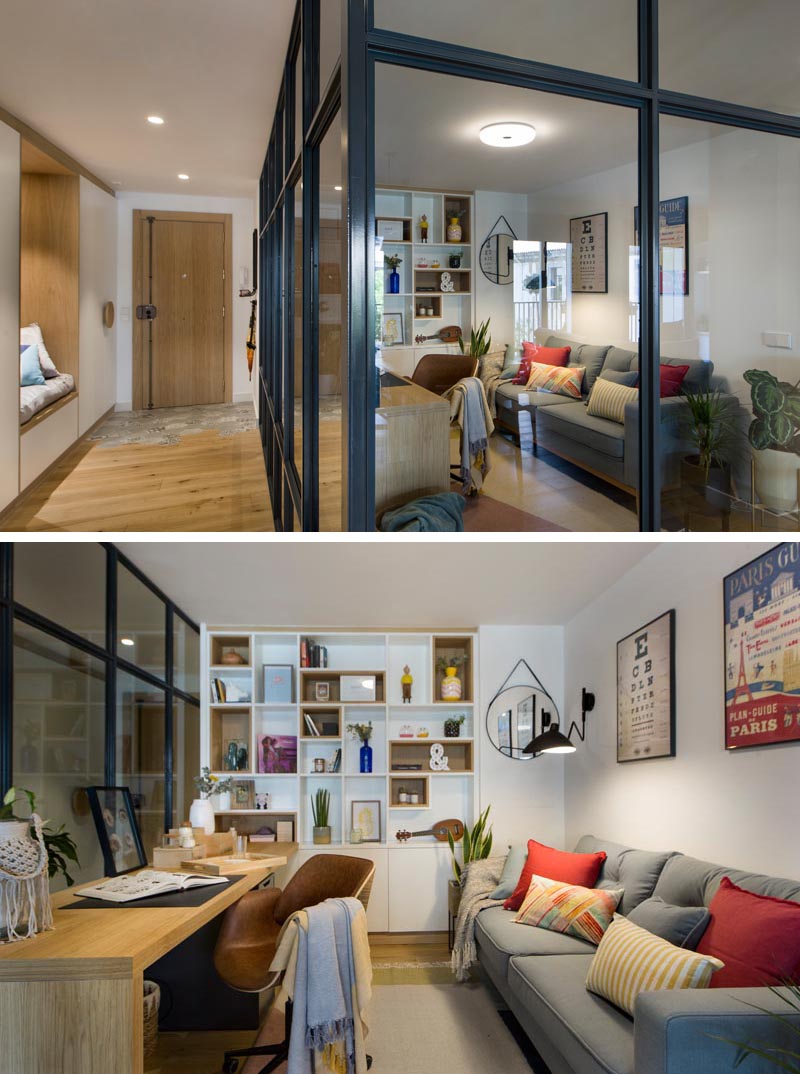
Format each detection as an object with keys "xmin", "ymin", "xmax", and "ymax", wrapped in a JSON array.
[
  {"xmin": 19, "ymin": 372, "xmax": 76, "ymax": 425},
  {"xmin": 508, "ymin": 953, "xmax": 634, "ymax": 1074},
  {"xmin": 536, "ymin": 402, "xmax": 626, "ymax": 459},
  {"xmin": 573, "ymin": 836, "xmax": 674, "ymax": 916},
  {"xmin": 495, "ymin": 382, "xmax": 576, "ymax": 413},
  {"xmin": 476, "ymin": 906, "xmax": 594, "ymax": 982}
]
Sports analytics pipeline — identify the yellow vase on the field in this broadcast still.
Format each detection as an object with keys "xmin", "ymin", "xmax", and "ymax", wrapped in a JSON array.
[
  {"xmin": 441, "ymin": 666, "xmax": 462, "ymax": 701},
  {"xmin": 447, "ymin": 218, "xmax": 462, "ymax": 243}
]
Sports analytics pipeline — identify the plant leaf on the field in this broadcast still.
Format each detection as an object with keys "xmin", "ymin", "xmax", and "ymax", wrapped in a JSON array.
[
  {"xmin": 768, "ymin": 410, "xmax": 794, "ymax": 446},
  {"xmin": 752, "ymin": 377, "xmax": 786, "ymax": 416},
  {"xmin": 749, "ymin": 417, "xmax": 773, "ymax": 451}
]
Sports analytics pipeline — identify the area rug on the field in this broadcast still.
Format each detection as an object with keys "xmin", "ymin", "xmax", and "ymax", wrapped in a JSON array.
[
  {"xmin": 462, "ymin": 492, "xmax": 568, "ymax": 532},
  {"xmin": 88, "ymin": 403, "xmax": 257, "ymax": 448}
]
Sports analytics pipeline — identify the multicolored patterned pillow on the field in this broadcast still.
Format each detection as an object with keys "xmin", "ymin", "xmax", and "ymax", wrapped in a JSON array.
[
  {"xmin": 514, "ymin": 874, "xmax": 623, "ymax": 945},
  {"xmin": 586, "ymin": 915, "xmax": 724, "ymax": 1016},
  {"xmin": 524, "ymin": 362, "xmax": 585, "ymax": 398}
]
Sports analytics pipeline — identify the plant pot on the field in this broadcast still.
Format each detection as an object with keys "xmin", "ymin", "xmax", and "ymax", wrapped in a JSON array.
[
  {"xmin": 448, "ymin": 879, "xmax": 462, "ymax": 917},
  {"xmin": 680, "ymin": 456, "xmax": 732, "ymax": 528},
  {"xmin": 0, "ymin": 820, "xmax": 35, "ymax": 937},
  {"xmin": 189, "ymin": 798, "xmax": 215, "ymax": 835},
  {"xmin": 441, "ymin": 667, "xmax": 462, "ymax": 701},
  {"xmin": 753, "ymin": 447, "xmax": 800, "ymax": 513},
  {"xmin": 443, "ymin": 719, "xmax": 462, "ymax": 738},
  {"xmin": 214, "ymin": 791, "xmax": 232, "ymax": 812},
  {"xmin": 313, "ymin": 826, "xmax": 332, "ymax": 845}
]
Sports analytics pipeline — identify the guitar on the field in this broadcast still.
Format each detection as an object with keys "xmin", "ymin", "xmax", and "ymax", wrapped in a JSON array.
[
  {"xmin": 413, "ymin": 325, "xmax": 462, "ymax": 346},
  {"xmin": 245, "ymin": 299, "xmax": 257, "ymax": 380},
  {"xmin": 396, "ymin": 818, "xmax": 464, "ymax": 843}
]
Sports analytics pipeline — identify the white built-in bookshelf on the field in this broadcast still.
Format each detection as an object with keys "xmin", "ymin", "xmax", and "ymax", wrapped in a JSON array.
[{"xmin": 201, "ymin": 630, "xmax": 478, "ymax": 850}]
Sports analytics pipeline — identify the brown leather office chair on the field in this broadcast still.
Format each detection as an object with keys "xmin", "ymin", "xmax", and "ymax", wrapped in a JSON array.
[
  {"xmin": 215, "ymin": 855, "xmax": 375, "ymax": 1073},
  {"xmin": 409, "ymin": 352, "xmax": 478, "ymax": 396}
]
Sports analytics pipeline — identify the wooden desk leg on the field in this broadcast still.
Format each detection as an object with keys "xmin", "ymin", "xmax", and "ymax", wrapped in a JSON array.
[{"xmin": 0, "ymin": 970, "xmax": 137, "ymax": 1074}]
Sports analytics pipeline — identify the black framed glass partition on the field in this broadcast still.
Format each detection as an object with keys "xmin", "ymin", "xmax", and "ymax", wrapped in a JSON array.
[{"xmin": 257, "ymin": 0, "xmax": 800, "ymax": 532}]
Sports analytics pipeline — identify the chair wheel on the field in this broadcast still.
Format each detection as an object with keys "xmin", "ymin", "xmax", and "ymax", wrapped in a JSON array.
[{"xmin": 222, "ymin": 1059, "xmax": 239, "ymax": 1073}]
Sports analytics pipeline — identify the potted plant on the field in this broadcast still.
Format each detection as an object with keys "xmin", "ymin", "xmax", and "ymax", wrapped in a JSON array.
[
  {"xmin": 436, "ymin": 655, "xmax": 466, "ymax": 701},
  {"xmin": 745, "ymin": 368, "xmax": 800, "ymax": 512},
  {"xmin": 1, "ymin": 786, "xmax": 79, "ymax": 887},
  {"xmin": 346, "ymin": 721, "xmax": 374, "ymax": 773},
  {"xmin": 446, "ymin": 806, "xmax": 493, "ymax": 917},
  {"xmin": 191, "ymin": 767, "xmax": 229, "ymax": 834},
  {"xmin": 679, "ymin": 385, "xmax": 742, "ymax": 526},
  {"xmin": 459, "ymin": 317, "xmax": 492, "ymax": 359},
  {"xmin": 444, "ymin": 713, "xmax": 466, "ymax": 738},
  {"xmin": 385, "ymin": 254, "xmax": 402, "ymax": 295},
  {"xmin": 311, "ymin": 788, "xmax": 331, "ymax": 844}
]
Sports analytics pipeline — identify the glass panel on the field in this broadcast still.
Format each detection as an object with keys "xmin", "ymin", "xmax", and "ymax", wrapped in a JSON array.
[
  {"xmin": 13, "ymin": 621, "xmax": 106, "ymax": 888},
  {"xmin": 116, "ymin": 669, "xmax": 166, "ymax": 856},
  {"xmin": 172, "ymin": 699, "xmax": 200, "ymax": 828},
  {"xmin": 373, "ymin": 0, "xmax": 637, "ymax": 82},
  {"xmin": 173, "ymin": 615, "xmax": 199, "ymax": 696},
  {"xmin": 319, "ymin": 0, "xmax": 341, "ymax": 99},
  {"xmin": 14, "ymin": 543, "xmax": 106, "ymax": 646},
  {"xmin": 375, "ymin": 63, "xmax": 640, "ymax": 532},
  {"xmin": 660, "ymin": 1, "xmax": 800, "ymax": 117},
  {"xmin": 294, "ymin": 178, "xmax": 304, "ymax": 481},
  {"xmin": 117, "ymin": 564, "xmax": 165, "ymax": 680},
  {"xmin": 318, "ymin": 111, "xmax": 344, "ymax": 530},
  {"xmin": 658, "ymin": 116, "xmax": 800, "ymax": 532},
  {"xmin": 295, "ymin": 50, "xmax": 303, "ymax": 157}
]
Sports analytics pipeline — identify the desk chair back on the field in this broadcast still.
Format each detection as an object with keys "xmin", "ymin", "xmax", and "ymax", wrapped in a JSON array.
[{"xmin": 410, "ymin": 353, "xmax": 478, "ymax": 395}]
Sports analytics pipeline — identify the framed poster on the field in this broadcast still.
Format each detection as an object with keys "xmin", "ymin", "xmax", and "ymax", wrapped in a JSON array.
[
  {"xmin": 724, "ymin": 544, "xmax": 800, "ymax": 750},
  {"xmin": 351, "ymin": 800, "xmax": 381, "ymax": 843},
  {"xmin": 382, "ymin": 312, "xmax": 404, "ymax": 346},
  {"xmin": 634, "ymin": 197, "xmax": 689, "ymax": 296},
  {"xmin": 617, "ymin": 610, "xmax": 675, "ymax": 762},
  {"xmin": 86, "ymin": 786, "xmax": 147, "ymax": 877},
  {"xmin": 570, "ymin": 212, "xmax": 608, "ymax": 293}
]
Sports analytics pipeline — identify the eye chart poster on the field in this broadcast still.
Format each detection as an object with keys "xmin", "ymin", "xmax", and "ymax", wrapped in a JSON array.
[
  {"xmin": 570, "ymin": 212, "xmax": 608, "ymax": 293},
  {"xmin": 724, "ymin": 543, "xmax": 800, "ymax": 750},
  {"xmin": 617, "ymin": 610, "xmax": 675, "ymax": 763}
]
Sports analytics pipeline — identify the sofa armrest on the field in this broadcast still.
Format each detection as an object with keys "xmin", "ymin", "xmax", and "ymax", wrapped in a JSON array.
[
  {"xmin": 622, "ymin": 397, "xmax": 689, "ymax": 488},
  {"xmin": 635, "ymin": 987, "xmax": 800, "ymax": 1074}
]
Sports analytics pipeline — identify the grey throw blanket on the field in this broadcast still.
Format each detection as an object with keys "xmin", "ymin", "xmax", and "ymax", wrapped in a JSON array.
[
  {"xmin": 444, "ymin": 377, "xmax": 494, "ymax": 494},
  {"xmin": 380, "ymin": 491, "xmax": 465, "ymax": 531},
  {"xmin": 451, "ymin": 856, "xmax": 506, "ymax": 982}
]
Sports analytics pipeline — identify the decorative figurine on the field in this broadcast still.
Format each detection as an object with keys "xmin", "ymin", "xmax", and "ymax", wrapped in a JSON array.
[
  {"xmin": 419, "ymin": 214, "xmax": 429, "ymax": 243},
  {"xmin": 236, "ymin": 742, "xmax": 249, "ymax": 771},
  {"xmin": 401, "ymin": 664, "xmax": 413, "ymax": 704},
  {"xmin": 399, "ymin": 724, "xmax": 414, "ymax": 738},
  {"xmin": 429, "ymin": 742, "xmax": 450, "ymax": 771},
  {"xmin": 225, "ymin": 740, "xmax": 239, "ymax": 771}
]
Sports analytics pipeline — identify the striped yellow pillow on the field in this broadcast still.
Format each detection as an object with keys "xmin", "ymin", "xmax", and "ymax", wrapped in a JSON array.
[
  {"xmin": 586, "ymin": 378, "xmax": 639, "ymax": 423},
  {"xmin": 586, "ymin": 915, "xmax": 724, "ymax": 1016}
]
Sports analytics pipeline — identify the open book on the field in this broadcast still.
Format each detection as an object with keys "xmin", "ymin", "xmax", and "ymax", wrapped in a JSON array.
[{"xmin": 80, "ymin": 869, "xmax": 229, "ymax": 903}]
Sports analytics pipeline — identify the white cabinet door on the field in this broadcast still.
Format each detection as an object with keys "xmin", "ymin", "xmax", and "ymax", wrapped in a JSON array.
[
  {"xmin": 283, "ymin": 846, "xmax": 389, "ymax": 933},
  {"xmin": 388, "ymin": 847, "xmax": 451, "ymax": 931},
  {"xmin": 381, "ymin": 347, "xmax": 415, "ymax": 379},
  {"xmin": 79, "ymin": 178, "xmax": 117, "ymax": 434},
  {"xmin": 0, "ymin": 120, "xmax": 19, "ymax": 510}
]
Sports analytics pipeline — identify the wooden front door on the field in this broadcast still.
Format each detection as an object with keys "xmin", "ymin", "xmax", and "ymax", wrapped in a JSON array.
[{"xmin": 134, "ymin": 211, "xmax": 231, "ymax": 409}]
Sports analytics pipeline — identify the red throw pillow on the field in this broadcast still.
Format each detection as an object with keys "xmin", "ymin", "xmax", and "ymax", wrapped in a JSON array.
[
  {"xmin": 696, "ymin": 877, "xmax": 800, "ymax": 987},
  {"xmin": 659, "ymin": 364, "xmax": 690, "ymax": 397},
  {"xmin": 512, "ymin": 344, "xmax": 571, "ymax": 385},
  {"xmin": 503, "ymin": 839, "xmax": 607, "ymax": 912}
]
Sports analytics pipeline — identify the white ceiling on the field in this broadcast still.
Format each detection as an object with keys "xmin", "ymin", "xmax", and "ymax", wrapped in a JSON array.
[
  {"xmin": 117, "ymin": 541, "xmax": 658, "ymax": 628},
  {"xmin": 0, "ymin": 0, "xmax": 295, "ymax": 196}
]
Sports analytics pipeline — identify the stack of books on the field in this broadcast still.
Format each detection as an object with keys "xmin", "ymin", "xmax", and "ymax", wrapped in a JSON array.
[
  {"xmin": 300, "ymin": 638, "xmax": 329, "ymax": 668},
  {"xmin": 210, "ymin": 677, "xmax": 227, "ymax": 702}
]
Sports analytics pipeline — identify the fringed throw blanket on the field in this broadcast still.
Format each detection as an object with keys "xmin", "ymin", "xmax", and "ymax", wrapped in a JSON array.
[
  {"xmin": 451, "ymin": 856, "xmax": 506, "ymax": 982},
  {"xmin": 444, "ymin": 377, "xmax": 495, "ymax": 494},
  {"xmin": 0, "ymin": 814, "xmax": 53, "ymax": 942}
]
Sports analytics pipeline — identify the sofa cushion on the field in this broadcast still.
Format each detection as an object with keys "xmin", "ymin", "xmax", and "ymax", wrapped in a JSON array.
[
  {"xmin": 491, "ymin": 845, "xmax": 527, "ymax": 900},
  {"xmin": 504, "ymin": 839, "xmax": 607, "ymax": 911},
  {"xmin": 651, "ymin": 851, "xmax": 800, "ymax": 910},
  {"xmin": 573, "ymin": 836, "xmax": 674, "ymax": 916},
  {"xmin": 495, "ymin": 382, "xmax": 576, "ymax": 413},
  {"xmin": 586, "ymin": 379, "xmax": 639, "ymax": 424},
  {"xmin": 545, "ymin": 335, "xmax": 610, "ymax": 394},
  {"xmin": 604, "ymin": 347, "xmax": 638, "ymax": 374},
  {"xmin": 595, "ymin": 368, "xmax": 639, "ymax": 389},
  {"xmin": 515, "ymin": 875, "xmax": 623, "ymax": 945},
  {"xmin": 525, "ymin": 362, "xmax": 585, "ymax": 398},
  {"xmin": 627, "ymin": 895, "xmax": 710, "ymax": 949},
  {"xmin": 536, "ymin": 403, "xmax": 626, "ymax": 459},
  {"xmin": 476, "ymin": 906, "xmax": 594, "ymax": 982},
  {"xmin": 507, "ymin": 953, "xmax": 635, "ymax": 1074},
  {"xmin": 522, "ymin": 341, "xmax": 571, "ymax": 366}
]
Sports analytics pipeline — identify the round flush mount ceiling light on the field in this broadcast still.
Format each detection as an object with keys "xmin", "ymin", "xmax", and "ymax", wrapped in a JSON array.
[
  {"xmin": 120, "ymin": 636, "xmax": 135, "ymax": 647},
  {"xmin": 178, "ymin": 174, "xmax": 190, "ymax": 181},
  {"xmin": 147, "ymin": 115, "xmax": 165, "ymax": 125},
  {"xmin": 479, "ymin": 122, "xmax": 536, "ymax": 148}
]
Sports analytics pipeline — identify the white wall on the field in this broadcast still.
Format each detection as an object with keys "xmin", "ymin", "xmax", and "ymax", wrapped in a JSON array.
[
  {"xmin": 474, "ymin": 191, "xmax": 528, "ymax": 354},
  {"xmin": 79, "ymin": 177, "xmax": 117, "ymax": 434},
  {"xmin": 563, "ymin": 541, "xmax": 800, "ymax": 880},
  {"xmin": 0, "ymin": 119, "xmax": 20, "ymax": 510},
  {"xmin": 479, "ymin": 625, "xmax": 565, "ymax": 853},
  {"xmin": 115, "ymin": 191, "xmax": 257, "ymax": 410}
]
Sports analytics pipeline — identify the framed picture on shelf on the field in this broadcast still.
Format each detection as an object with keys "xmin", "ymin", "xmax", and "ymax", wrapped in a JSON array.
[
  {"xmin": 569, "ymin": 212, "xmax": 608, "ymax": 293},
  {"xmin": 315, "ymin": 681, "xmax": 331, "ymax": 702},
  {"xmin": 724, "ymin": 544, "xmax": 800, "ymax": 750},
  {"xmin": 376, "ymin": 218, "xmax": 405, "ymax": 242},
  {"xmin": 382, "ymin": 312, "xmax": 404, "ymax": 347},
  {"xmin": 351, "ymin": 800, "xmax": 381, "ymax": 843},
  {"xmin": 257, "ymin": 734, "xmax": 298, "ymax": 774},
  {"xmin": 233, "ymin": 780, "xmax": 255, "ymax": 810},
  {"xmin": 617, "ymin": 610, "xmax": 675, "ymax": 763},
  {"xmin": 263, "ymin": 665, "xmax": 293, "ymax": 703},
  {"xmin": 86, "ymin": 786, "xmax": 147, "ymax": 877}
]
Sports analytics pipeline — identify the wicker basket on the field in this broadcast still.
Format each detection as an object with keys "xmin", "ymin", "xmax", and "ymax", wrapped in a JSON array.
[{"xmin": 143, "ymin": 980, "xmax": 160, "ymax": 1060}]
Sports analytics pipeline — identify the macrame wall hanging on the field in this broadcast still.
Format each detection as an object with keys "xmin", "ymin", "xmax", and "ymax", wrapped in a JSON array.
[{"xmin": 0, "ymin": 813, "xmax": 53, "ymax": 942}]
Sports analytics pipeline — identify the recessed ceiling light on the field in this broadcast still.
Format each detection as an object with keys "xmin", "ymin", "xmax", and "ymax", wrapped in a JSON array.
[
  {"xmin": 120, "ymin": 636, "xmax": 135, "ymax": 646},
  {"xmin": 178, "ymin": 174, "xmax": 190, "ymax": 181},
  {"xmin": 479, "ymin": 122, "xmax": 536, "ymax": 148},
  {"xmin": 147, "ymin": 115, "xmax": 165, "ymax": 126},
  {"xmin": 334, "ymin": 185, "xmax": 342, "ymax": 191}
]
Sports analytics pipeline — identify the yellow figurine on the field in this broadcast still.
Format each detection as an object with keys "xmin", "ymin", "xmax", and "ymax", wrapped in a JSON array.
[
  {"xmin": 401, "ymin": 664, "xmax": 413, "ymax": 704},
  {"xmin": 419, "ymin": 214, "xmax": 429, "ymax": 243}
]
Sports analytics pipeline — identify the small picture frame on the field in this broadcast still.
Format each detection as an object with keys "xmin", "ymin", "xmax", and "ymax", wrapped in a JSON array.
[
  {"xmin": 377, "ymin": 218, "xmax": 405, "ymax": 242},
  {"xmin": 233, "ymin": 779, "xmax": 255, "ymax": 809},
  {"xmin": 86, "ymin": 786, "xmax": 147, "ymax": 877},
  {"xmin": 350, "ymin": 800, "xmax": 381, "ymax": 843},
  {"xmin": 382, "ymin": 312, "xmax": 404, "ymax": 347},
  {"xmin": 315, "ymin": 681, "xmax": 331, "ymax": 702}
]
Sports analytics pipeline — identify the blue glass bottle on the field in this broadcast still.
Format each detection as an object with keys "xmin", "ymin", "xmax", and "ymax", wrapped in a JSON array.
[
  {"xmin": 388, "ymin": 268, "xmax": 400, "ymax": 294},
  {"xmin": 359, "ymin": 742, "xmax": 373, "ymax": 773}
]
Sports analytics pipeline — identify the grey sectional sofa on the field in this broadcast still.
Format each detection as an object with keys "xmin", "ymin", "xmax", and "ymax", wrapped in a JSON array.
[
  {"xmin": 476, "ymin": 835, "xmax": 800, "ymax": 1074},
  {"xmin": 494, "ymin": 335, "xmax": 739, "ymax": 498}
]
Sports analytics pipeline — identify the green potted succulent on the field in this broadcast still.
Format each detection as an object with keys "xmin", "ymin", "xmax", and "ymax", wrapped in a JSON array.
[
  {"xmin": 679, "ymin": 385, "xmax": 742, "ymax": 525},
  {"xmin": 745, "ymin": 368, "xmax": 800, "ymax": 512},
  {"xmin": 443, "ymin": 712, "xmax": 466, "ymax": 739},
  {"xmin": 311, "ymin": 788, "xmax": 331, "ymax": 845},
  {"xmin": 459, "ymin": 317, "xmax": 492, "ymax": 359},
  {"xmin": 446, "ymin": 805, "xmax": 493, "ymax": 917}
]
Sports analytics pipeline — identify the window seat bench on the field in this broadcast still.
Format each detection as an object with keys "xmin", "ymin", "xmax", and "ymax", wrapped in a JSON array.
[{"xmin": 20, "ymin": 373, "xmax": 76, "ymax": 427}]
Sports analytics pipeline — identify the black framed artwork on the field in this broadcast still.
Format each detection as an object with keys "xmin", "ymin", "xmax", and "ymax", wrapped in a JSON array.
[
  {"xmin": 87, "ymin": 786, "xmax": 147, "ymax": 877},
  {"xmin": 616, "ymin": 610, "xmax": 676, "ymax": 762},
  {"xmin": 723, "ymin": 543, "xmax": 800, "ymax": 751},
  {"xmin": 569, "ymin": 212, "xmax": 608, "ymax": 293}
]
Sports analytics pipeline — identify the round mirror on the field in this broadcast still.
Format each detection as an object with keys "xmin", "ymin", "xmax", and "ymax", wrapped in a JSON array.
[
  {"xmin": 486, "ymin": 684, "xmax": 560, "ymax": 760},
  {"xmin": 479, "ymin": 232, "xmax": 514, "ymax": 285}
]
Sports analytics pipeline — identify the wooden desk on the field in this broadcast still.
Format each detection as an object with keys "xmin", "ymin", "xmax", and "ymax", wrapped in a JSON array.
[
  {"xmin": 376, "ymin": 381, "xmax": 451, "ymax": 514},
  {"xmin": 0, "ymin": 857, "xmax": 286, "ymax": 1074}
]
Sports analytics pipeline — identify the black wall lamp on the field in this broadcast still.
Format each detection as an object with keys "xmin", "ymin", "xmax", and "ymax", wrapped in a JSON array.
[{"xmin": 524, "ymin": 688, "xmax": 595, "ymax": 756}]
